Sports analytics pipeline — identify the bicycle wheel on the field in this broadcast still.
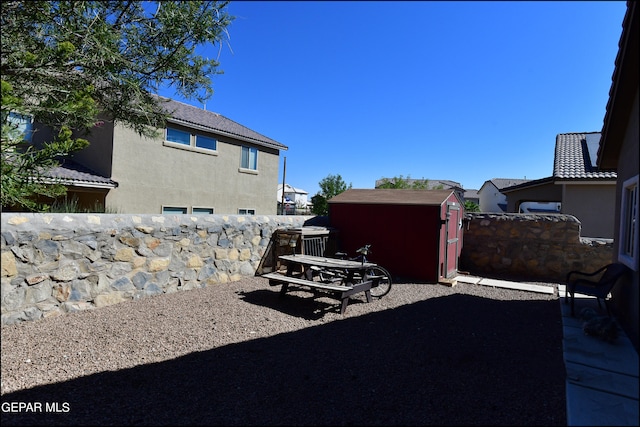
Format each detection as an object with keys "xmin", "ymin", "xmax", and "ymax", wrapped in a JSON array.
[{"xmin": 365, "ymin": 266, "xmax": 392, "ymax": 298}]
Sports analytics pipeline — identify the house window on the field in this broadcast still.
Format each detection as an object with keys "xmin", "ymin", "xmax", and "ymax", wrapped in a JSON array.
[
  {"xmin": 619, "ymin": 175, "xmax": 638, "ymax": 270},
  {"xmin": 238, "ymin": 208, "xmax": 255, "ymax": 215},
  {"xmin": 165, "ymin": 126, "xmax": 217, "ymax": 154},
  {"xmin": 192, "ymin": 207, "xmax": 214, "ymax": 215},
  {"xmin": 166, "ymin": 128, "xmax": 190, "ymax": 146},
  {"xmin": 196, "ymin": 135, "xmax": 217, "ymax": 151},
  {"xmin": 162, "ymin": 206, "xmax": 188, "ymax": 214},
  {"xmin": 6, "ymin": 112, "xmax": 34, "ymax": 142},
  {"xmin": 241, "ymin": 146, "xmax": 258, "ymax": 170}
]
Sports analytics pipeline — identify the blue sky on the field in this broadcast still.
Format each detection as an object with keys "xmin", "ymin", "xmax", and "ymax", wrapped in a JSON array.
[{"xmin": 159, "ymin": 1, "xmax": 628, "ymax": 196}]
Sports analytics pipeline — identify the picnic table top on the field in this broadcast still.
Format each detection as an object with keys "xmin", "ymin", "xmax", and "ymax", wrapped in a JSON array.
[{"xmin": 279, "ymin": 254, "xmax": 377, "ymax": 270}]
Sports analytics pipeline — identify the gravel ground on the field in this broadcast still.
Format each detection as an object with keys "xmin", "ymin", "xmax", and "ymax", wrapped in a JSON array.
[{"xmin": 1, "ymin": 276, "xmax": 567, "ymax": 426}]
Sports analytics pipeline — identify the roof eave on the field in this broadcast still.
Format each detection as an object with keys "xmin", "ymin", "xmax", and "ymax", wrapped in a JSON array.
[
  {"xmin": 40, "ymin": 178, "xmax": 118, "ymax": 189},
  {"xmin": 598, "ymin": 1, "xmax": 639, "ymax": 169},
  {"xmin": 167, "ymin": 118, "xmax": 288, "ymax": 151},
  {"xmin": 500, "ymin": 177, "xmax": 555, "ymax": 193},
  {"xmin": 553, "ymin": 178, "xmax": 617, "ymax": 185}
]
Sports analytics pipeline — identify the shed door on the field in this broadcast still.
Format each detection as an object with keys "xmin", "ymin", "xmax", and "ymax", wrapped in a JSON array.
[{"xmin": 444, "ymin": 202, "xmax": 461, "ymax": 278}]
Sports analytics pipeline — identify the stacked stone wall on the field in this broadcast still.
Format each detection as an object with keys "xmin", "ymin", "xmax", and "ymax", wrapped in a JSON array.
[
  {"xmin": 2, "ymin": 212, "xmax": 615, "ymax": 326},
  {"xmin": 460, "ymin": 213, "xmax": 613, "ymax": 282},
  {"xmin": 1, "ymin": 213, "xmax": 311, "ymax": 325}
]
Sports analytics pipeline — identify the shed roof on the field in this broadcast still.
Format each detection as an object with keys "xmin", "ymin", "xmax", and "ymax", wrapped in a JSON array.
[{"xmin": 328, "ymin": 189, "xmax": 457, "ymax": 206}]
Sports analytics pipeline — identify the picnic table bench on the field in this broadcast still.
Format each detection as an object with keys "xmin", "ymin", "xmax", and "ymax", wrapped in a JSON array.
[{"xmin": 262, "ymin": 254, "xmax": 377, "ymax": 314}]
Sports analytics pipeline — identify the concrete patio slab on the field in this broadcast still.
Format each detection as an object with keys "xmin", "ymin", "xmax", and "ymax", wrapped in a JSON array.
[
  {"xmin": 566, "ymin": 382, "xmax": 639, "ymax": 426},
  {"xmin": 456, "ymin": 275, "xmax": 555, "ymax": 294},
  {"xmin": 565, "ymin": 361, "xmax": 639, "ymax": 400},
  {"xmin": 559, "ymin": 295, "xmax": 639, "ymax": 426},
  {"xmin": 455, "ymin": 275, "xmax": 639, "ymax": 426}
]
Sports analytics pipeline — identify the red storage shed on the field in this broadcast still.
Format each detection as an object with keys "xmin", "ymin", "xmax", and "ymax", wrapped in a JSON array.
[{"xmin": 328, "ymin": 189, "xmax": 464, "ymax": 283}]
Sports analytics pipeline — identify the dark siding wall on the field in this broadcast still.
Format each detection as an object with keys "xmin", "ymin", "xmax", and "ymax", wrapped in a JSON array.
[{"xmin": 329, "ymin": 203, "xmax": 444, "ymax": 282}]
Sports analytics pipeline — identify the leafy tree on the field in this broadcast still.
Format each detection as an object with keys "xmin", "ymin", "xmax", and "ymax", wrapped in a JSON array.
[
  {"xmin": 377, "ymin": 175, "xmax": 436, "ymax": 189},
  {"xmin": 1, "ymin": 1, "xmax": 233, "ymax": 211},
  {"xmin": 464, "ymin": 200, "xmax": 480, "ymax": 212},
  {"xmin": 311, "ymin": 173, "xmax": 352, "ymax": 215}
]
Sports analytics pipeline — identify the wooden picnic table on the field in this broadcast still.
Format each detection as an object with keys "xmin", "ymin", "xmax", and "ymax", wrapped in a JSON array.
[{"xmin": 261, "ymin": 254, "xmax": 378, "ymax": 314}]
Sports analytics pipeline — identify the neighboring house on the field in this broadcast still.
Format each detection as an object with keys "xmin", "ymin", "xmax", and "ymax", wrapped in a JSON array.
[
  {"xmin": 277, "ymin": 183, "xmax": 309, "ymax": 214},
  {"xmin": 596, "ymin": 1, "xmax": 638, "ymax": 351},
  {"xmin": 463, "ymin": 189, "xmax": 479, "ymax": 206},
  {"xmin": 501, "ymin": 132, "xmax": 617, "ymax": 238},
  {"xmin": 375, "ymin": 178, "xmax": 465, "ymax": 202},
  {"xmin": 477, "ymin": 178, "xmax": 530, "ymax": 213},
  {"xmin": 30, "ymin": 97, "xmax": 288, "ymax": 214}
]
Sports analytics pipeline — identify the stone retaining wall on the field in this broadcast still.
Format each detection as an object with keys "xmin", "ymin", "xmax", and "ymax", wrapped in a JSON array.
[
  {"xmin": 1, "ymin": 213, "xmax": 312, "ymax": 325},
  {"xmin": 460, "ymin": 213, "xmax": 614, "ymax": 282},
  {"xmin": 1, "ymin": 212, "xmax": 614, "ymax": 326}
]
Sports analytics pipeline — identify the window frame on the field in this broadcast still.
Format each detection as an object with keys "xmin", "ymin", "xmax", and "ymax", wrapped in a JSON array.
[
  {"xmin": 240, "ymin": 146, "xmax": 258, "ymax": 171},
  {"xmin": 164, "ymin": 125, "xmax": 218, "ymax": 155},
  {"xmin": 162, "ymin": 206, "xmax": 188, "ymax": 214},
  {"xmin": 618, "ymin": 174, "xmax": 639, "ymax": 270},
  {"xmin": 195, "ymin": 134, "xmax": 217, "ymax": 151},
  {"xmin": 238, "ymin": 208, "xmax": 256, "ymax": 215},
  {"xmin": 192, "ymin": 207, "xmax": 214, "ymax": 215},
  {"xmin": 166, "ymin": 127, "xmax": 191, "ymax": 146}
]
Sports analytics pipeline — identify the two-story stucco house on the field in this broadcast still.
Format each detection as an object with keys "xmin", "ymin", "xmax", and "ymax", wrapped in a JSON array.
[{"xmin": 30, "ymin": 97, "xmax": 288, "ymax": 214}]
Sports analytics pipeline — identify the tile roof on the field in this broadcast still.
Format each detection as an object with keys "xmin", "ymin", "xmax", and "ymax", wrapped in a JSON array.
[
  {"xmin": 158, "ymin": 97, "xmax": 288, "ymax": 151},
  {"xmin": 500, "ymin": 176, "xmax": 554, "ymax": 193},
  {"xmin": 463, "ymin": 189, "xmax": 479, "ymax": 198},
  {"xmin": 375, "ymin": 178, "xmax": 463, "ymax": 189},
  {"xmin": 38, "ymin": 96, "xmax": 286, "ymax": 188},
  {"xmin": 328, "ymin": 188, "xmax": 457, "ymax": 205},
  {"xmin": 278, "ymin": 184, "xmax": 308, "ymax": 194},
  {"xmin": 44, "ymin": 159, "xmax": 118, "ymax": 188},
  {"xmin": 489, "ymin": 178, "xmax": 531, "ymax": 190},
  {"xmin": 553, "ymin": 132, "xmax": 617, "ymax": 180}
]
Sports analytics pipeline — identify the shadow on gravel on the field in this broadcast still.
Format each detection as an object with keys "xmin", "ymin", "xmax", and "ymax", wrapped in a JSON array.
[
  {"xmin": 1, "ymin": 294, "xmax": 566, "ymax": 426},
  {"xmin": 237, "ymin": 288, "xmax": 371, "ymax": 320}
]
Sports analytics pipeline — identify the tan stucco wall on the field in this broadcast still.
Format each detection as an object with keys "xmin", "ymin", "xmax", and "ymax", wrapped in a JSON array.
[
  {"xmin": 561, "ymin": 183, "xmax": 616, "ymax": 238},
  {"xmin": 70, "ymin": 119, "xmax": 115, "ymax": 178},
  {"xmin": 613, "ymin": 89, "xmax": 639, "ymax": 239},
  {"xmin": 503, "ymin": 181, "xmax": 616, "ymax": 238},
  {"xmin": 105, "ymin": 125, "xmax": 280, "ymax": 214},
  {"xmin": 505, "ymin": 183, "xmax": 562, "ymax": 212},
  {"xmin": 610, "ymin": 88, "xmax": 639, "ymax": 350}
]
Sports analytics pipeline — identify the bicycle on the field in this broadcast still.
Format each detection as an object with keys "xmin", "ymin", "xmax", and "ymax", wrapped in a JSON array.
[{"xmin": 315, "ymin": 244, "xmax": 392, "ymax": 298}]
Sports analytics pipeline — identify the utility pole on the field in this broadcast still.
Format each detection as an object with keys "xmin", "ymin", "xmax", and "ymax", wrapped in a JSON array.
[{"xmin": 280, "ymin": 157, "xmax": 286, "ymax": 215}]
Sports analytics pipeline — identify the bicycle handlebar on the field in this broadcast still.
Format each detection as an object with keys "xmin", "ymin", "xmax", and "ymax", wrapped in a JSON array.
[
  {"xmin": 356, "ymin": 244, "xmax": 371, "ymax": 256},
  {"xmin": 334, "ymin": 244, "xmax": 372, "ymax": 261}
]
